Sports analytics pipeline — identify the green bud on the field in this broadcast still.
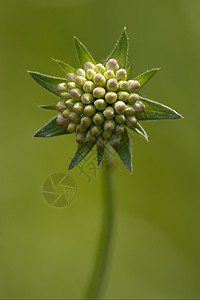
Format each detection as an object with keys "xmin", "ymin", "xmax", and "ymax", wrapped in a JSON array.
[
  {"xmin": 105, "ymin": 92, "xmax": 117, "ymax": 104},
  {"xmin": 117, "ymin": 91, "xmax": 129, "ymax": 102},
  {"xmin": 116, "ymin": 69, "xmax": 127, "ymax": 81},
  {"xmin": 62, "ymin": 108, "xmax": 71, "ymax": 118},
  {"xmin": 110, "ymin": 134, "xmax": 121, "ymax": 147},
  {"xmin": 93, "ymin": 87, "xmax": 106, "ymax": 99},
  {"xmin": 115, "ymin": 114, "xmax": 126, "ymax": 124},
  {"xmin": 104, "ymin": 70, "xmax": 115, "ymax": 80},
  {"xmin": 84, "ymin": 62, "xmax": 95, "ymax": 70},
  {"xmin": 95, "ymin": 63, "xmax": 106, "ymax": 73},
  {"xmin": 73, "ymin": 102, "xmax": 84, "ymax": 115},
  {"xmin": 56, "ymin": 82, "xmax": 67, "ymax": 92},
  {"xmin": 77, "ymin": 68, "xmax": 86, "ymax": 77},
  {"xmin": 104, "ymin": 119, "xmax": 115, "ymax": 132},
  {"xmin": 75, "ymin": 76, "xmax": 87, "ymax": 87},
  {"xmin": 81, "ymin": 93, "xmax": 94, "ymax": 104},
  {"xmin": 128, "ymin": 80, "xmax": 141, "ymax": 91},
  {"xmin": 70, "ymin": 88, "xmax": 83, "ymax": 100},
  {"xmin": 81, "ymin": 116, "xmax": 92, "ymax": 127},
  {"xmin": 56, "ymin": 101, "xmax": 65, "ymax": 111},
  {"xmin": 126, "ymin": 116, "xmax": 137, "ymax": 128},
  {"xmin": 103, "ymin": 106, "xmax": 115, "ymax": 119},
  {"xmin": 60, "ymin": 92, "xmax": 71, "ymax": 100},
  {"xmin": 114, "ymin": 101, "xmax": 126, "ymax": 114},
  {"xmin": 133, "ymin": 101, "xmax": 146, "ymax": 113},
  {"xmin": 115, "ymin": 124, "xmax": 125, "ymax": 135},
  {"xmin": 93, "ymin": 112, "xmax": 104, "ymax": 125},
  {"xmin": 76, "ymin": 124, "xmax": 87, "ymax": 133},
  {"xmin": 118, "ymin": 81, "xmax": 129, "ymax": 91},
  {"xmin": 83, "ymin": 81, "xmax": 95, "ymax": 93},
  {"xmin": 68, "ymin": 112, "xmax": 80, "ymax": 124},
  {"xmin": 66, "ymin": 73, "xmax": 75, "ymax": 82},
  {"xmin": 86, "ymin": 130, "xmax": 95, "ymax": 142},
  {"xmin": 67, "ymin": 82, "xmax": 76, "ymax": 90},
  {"xmin": 94, "ymin": 99, "xmax": 107, "ymax": 110},
  {"xmin": 124, "ymin": 105, "xmax": 135, "ymax": 116},
  {"xmin": 90, "ymin": 125, "xmax": 102, "ymax": 137},
  {"xmin": 128, "ymin": 93, "xmax": 140, "ymax": 105},
  {"xmin": 106, "ymin": 59, "xmax": 119, "ymax": 71},
  {"xmin": 93, "ymin": 73, "xmax": 106, "ymax": 87},
  {"xmin": 56, "ymin": 114, "xmax": 68, "ymax": 126},
  {"xmin": 86, "ymin": 69, "xmax": 96, "ymax": 80},
  {"xmin": 76, "ymin": 133, "xmax": 86, "ymax": 144},
  {"xmin": 96, "ymin": 136, "xmax": 106, "ymax": 148},
  {"xmin": 106, "ymin": 79, "xmax": 119, "ymax": 92},
  {"xmin": 84, "ymin": 104, "xmax": 96, "ymax": 116},
  {"xmin": 67, "ymin": 122, "xmax": 76, "ymax": 133},
  {"xmin": 65, "ymin": 99, "xmax": 75, "ymax": 108},
  {"xmin": 102, "ymin": 130, "xmax": 112, "ymax": 141}
]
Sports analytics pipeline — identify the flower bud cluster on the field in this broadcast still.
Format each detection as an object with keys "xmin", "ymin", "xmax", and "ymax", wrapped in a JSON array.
[{"xmin": 55, "ymin": 59, "xmax": 145, "ymax": 148}]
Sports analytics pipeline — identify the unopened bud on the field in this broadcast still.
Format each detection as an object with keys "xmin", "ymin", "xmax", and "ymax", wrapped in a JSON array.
[
  {"xmin": 83, "ymin": 81, "xmax": 95, "ymax": 93},
  {"xmin": 60, "ymin": 92, "xmax": 71, "ymax": 100},
  {"xmin": 104, "ymin": 119, "xmax": 115, "ymax": 132},
  {"xmin": 93, "ymin": 73, "xmax": 106, "ymax": 87},
  {"xmin": 62, "ymin": 109, "xmax": 70, "ymax": 118},
  {"xmin": 77, "ymin": 68, "xmax": 86, "ymax": 77},
  {"xmin": 86, "ymin": 130, "xmax": 95, "ymax": 142},
  {"xmin": 124, "ymin": 105, "xmax": 135, "ymax": 116},
  {"xmin": 110, "ymin": 134, "xmax": 121, "ymax": 147},
  {"xmin": 115, "ymin": 124, "xmax": 125, "ymax": 135},
  {"xmin": 66, "ymin": 73, "xmax": 75, "ymax": 82},
  {"xmin": 81, "ymin": 116, "xmax": 92, "ymax": 127},
  {"xmin": 81, "ymin": 93, "xmax": 94, "ymax": 104},
  {"xmin": 106, "ymin": 59, "xmax": 119, "ymax": 71},
  {"xmin": 126, "ymin": 116, "xmax": 137, "ymax": 128},
  {"xmin": 118, "ymin": 81, "xmax": 129, "ymax": 91},
  {"xmin": 117, "ymin": 91, "xmax": 129, "ymax": 102},
  {"xmin": 128, "ymin": 93, "xmax": 140, "ymax": 105},
  {"xmin": 116, "ymin": 69, "xmax": 127, "ymax": 81},
  {"xmin": 67, "ymin": 82, "xmax": 76, "ymax": 90},
  {"xmin": 94, "ymin": 99, "xmax": 107, "ymax": 110},
  {"xmin": 86, "ymin": 69, "xmax": 96, "ymax": 80},
  {"xmin": 65, "ymin": 99, "xmax": 75, "ymax": 108},
  {"xmin": 76, "ymin": 124, "xmax": 87, "ymax": 133},
  {"xmin": 96, "ymin": 136, "xmax": 106, "ymax": 148},
  {"xmin": 75, "ymin": 76, "xmax": 87, "ymax": 87},
  {"xmin": 70, "ymin": 88, "xmax": 83, "ymax": 100},
  {"xmin": 84, "ymin": 62, "xmax": 95, "ymax": 70},
  {"xmin": 90, "ymin": 125, "xmax": 102, "ymax": 137},
  {"xmin": 133, "ymin": 101, "xmax": 146, "ymax": 113},
  {"xmin": 56, "ymin": 101, "xmax": 65, "ymax": 111},
  {"xmin": 93, "ymin": 87, "xmax": 106, "ymax": 98},
  {"xmin": 106, "ymin": 79, "xmax": 119, "ymax": 92},
  {"xmin": 56, "ymin": 82, "xmax": 67, "ymax": 92},
  {"xmin": 73, "ymin": 102, "xmax": 84, "ymax": 115},
  {"xmin": 93, "ymin": 112, "xmax": 104, "ymax": 125},
  {"xmin": 103, "ymin": 106, "xmax": 115, "ymax": 119},
  {"xmin": 56, "ymin": 114, "xmax": 68, "ymax": 126},
  {"xmin": 68, "ymin": 112, "xmax": 80, "ymax": 124},
  {"xmin": 115, "ymin": 114, "xmax": 126, "ymax": 124},
  {"xmin": 102, "ymin": 130, "xmax": 112, "ymax": 141},
  {"xmin": 95, "ymin": 64, "xmax": 106, "ymax": 73},
  {"xmin": 128, "ymin": 80, "xmax": 140, "ymax": 91},
  {"xmin": 105, "ymin": 92, "xmax": 117, "ymax": 104},
  {"xmin": 67, "ymin": 122, "xmax": 76, "ymax": 133},
  {"xmin": 114, "ymin": 101, "xmax": 126, "ymax": 114},
  {"xmin": 76, "ymin": 133, "xmax": 86, "ymax": 144},
  {"xmin": 84, "ymin": 104, "xmax": 96, "ymax": 116}
]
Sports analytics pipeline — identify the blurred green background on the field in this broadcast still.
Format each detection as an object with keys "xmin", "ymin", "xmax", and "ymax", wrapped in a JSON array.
[{"xmin": 1, "ymin": 0, "xmax": 200, "ymax": 298}]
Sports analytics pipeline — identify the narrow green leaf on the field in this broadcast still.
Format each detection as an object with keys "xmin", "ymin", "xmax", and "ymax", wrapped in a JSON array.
[
  {"xmin": 68, "ymin": 142, "xmax": 96, "ymax": 170},
  {"xmin": 127, "ymin": 63, "xmax": 134, "ymax": 77},
  {"xmin": 38, "ymin": 104, "xmax": 57, "ymax": 110},
  {"xmin": 113, "ymin": 129, "xmax": 132, "ymax": 172},
  {"xmin": 105, "ymin": 27, "xmax": 129, "ymax": 69},
  {"xmin": 28, "ymin": 71, "xmax": 67, "ymax": 96},
  {"xmin": 34, "ymin": 116, "xmax": 69, "ymax": 137},
  {"xmin": 136, "ymin": 97, "xmax": 183, "ymax": 120},
  {"xmin": 73, "ymin": 36, "xmax": 96, "ymax": 68},
  {"xmin": 134, "ymin": 68, "xmax": 160, "ymax": 89},
  {"xmin": 52, "ymin": 58, "xmax": 76, "ymax": 74},
  {"xmin": 130, "ymin": 123, "xmax": 149, "ymax": 141},
  {"xmin": 97, "ymin": 146, "xmax": 105, "ymax": 167}
]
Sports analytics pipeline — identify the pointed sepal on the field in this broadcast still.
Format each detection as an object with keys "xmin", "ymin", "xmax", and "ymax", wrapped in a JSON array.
[
  {"xmin": 130, "ymin": 123, "xmax": 149, "ymax": 141},
  {"xmin": 33, "ymin": 116, "xmax": 69, "ymax": 137},
  {"xmin": 97, "ymin": 146, "xmax": 105, "ymax": 167},
  {"xmin": 68, "ymin": 141, "xmax": 96, "ymax": 170},
  {"xmin": 52, "ymin": 58, "xmax": 76, "ymax": 75},
  {"xmin": 73, "ymin": 36, "xmax": 96, "ymax": 68},
  {"xmin": 113, "ymin": 129, "xmax": 132, "ymax": 172},
  {"xmin": 38, "ymin": 104, "xmax": 57, "ymax": 110},
  {"xmin": 134, "ymin": 68, "xmax": 160, "ymax": 89}
]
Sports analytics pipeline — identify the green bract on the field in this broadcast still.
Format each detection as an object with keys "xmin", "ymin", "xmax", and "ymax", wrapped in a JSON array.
[{"xmin": 28, "ymin": 27, "xmax": 182, "ymax": 172}]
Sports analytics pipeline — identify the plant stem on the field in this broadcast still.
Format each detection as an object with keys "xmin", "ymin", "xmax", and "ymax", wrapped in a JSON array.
[{"xmin": 85, "ymin": 150, "xmax": 115, "ymax": 299}]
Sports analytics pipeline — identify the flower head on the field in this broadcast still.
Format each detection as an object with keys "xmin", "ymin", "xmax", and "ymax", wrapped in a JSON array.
[{"xmin": 28, "ymin": 27, "xmax": 182, "ymax": 172}]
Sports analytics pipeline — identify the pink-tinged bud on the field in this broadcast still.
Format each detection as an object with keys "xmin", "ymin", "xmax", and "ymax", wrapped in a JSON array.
[
  {"xmin": 105, "ymin": 92, "xmax": 117, "ymax": 104},
  {"xmin": 86, "ymin": 69, "xmax": 96, "ymax": 80},
  {"xmin": 116, "ymin": 69, "xmax": 127, "ymax": 81},
  {"xmin": 104, "ymin": 70, "xmax": 115, "ymax": 80},
  {"xmin": 56, "ymin": 114, "xmax": 68, "ymax": 126},
  {"xmin": 77, "ymin": 68, "xmax": 86, "ymax": 77},
  {"xmin": 67, "ymin": 82, "xmax": 76, "ymax": 90},
  {"xmin": 96, "ymin": 136, "xmax": 106, "ymax": 148},
  {"xmin": 67, "ymin": 123, "xmax": 76, "ymax": 133},
  {"xmin": 106, "ymin": 59, "xmax": 119, "ymax": 71},
  {"xmin": 93, "ymin": 73, "xmax": 106, "ymax": 87},
  {"xmin": 76, "ymin": 124, "xmax": 87, "ymax": 133},
  {"xmin": 115, "ymin": 114, "xmax": 126, "ymax": 124},
  {"xmin": 81, "ymin": 93, "xmax": 94, "ymax": 104},
  {"xmin": 62, "ymin": 109, "xmax": 70, "ymax": 118},
  {"xmin": 93, "ymin": 112, "xmax": 104, "ymax": 125},
  {"xmin": 95, "ymin": 64, "xmax": 106, "ymax": 73},
  {"xmin": 118, "ymin": 81, "xmax": 129, "ymax": 91},
  {"xmin": 66, "ymin": 73, "xmax": 75, "ymax": 82},
  {"xmin": 102, "ymin": 130, "xmax": 112, "ymax": 141},
  {"xmin": 114, "ymin": 101, "xmax": 126, "ymax": 114},
  {"xmin": 75, "ymin": 76, "xmax": 87, "ymax": 87},
  {"xmin": 103, "ymin": 106, "xmax": 115, "ymax": 119},
  {"xmin": 81, "ymin": 116, "xmax": 92, "ymax": 127},
  {"xmin": 110, "ymin": 134, "xmax": 121, "ymax": 147},
  {"xmin": 128, "ymin": 93, "xmax": 140, "ymax": 105},
  {"xmin": 56, "ymin": 82, "xmax": 67, "ymax": 92},
  {"xmin": 84, "ymin": 62, "xmax": 95, "ymax": 70},
  {"xmin": 94, "ymin": 99, "xmax": 107, "ymax": 110},
  {"xmin": 65, "ymin": 99, "xmax": 75, "ymax": 108},
  {"xmin": 60, "ymin": 92, "xmax": 71, "ymax": 100},
  {"xmin": 56, "ymin": 101, "xmax": 65, "ymax": 111},
  {"xmin": 106, "ymin": 79, "xmax": 119, "ymax": 92},
  {"xmin": 68, "ymin": 112, "xmax": 80, "ymax": 124},
  {"xmin": 117, "ymin": 91, "xmax": 129, "ymax": 102},
  {"xmin": 90, "ymin": 125, "xmax": 103, "ymax": 137},
  {"xmin": 70, "ymin": 88, "xmax": 83, "ymax": 100},
  {"xmin": 128, "ymin": 80, "xmax": 141, "ymax": 91},
  {"xmin": 76, "ymin": 133, "xmax": 86, "ymax": 144},
  {"xmin": 84, "ymin": 105, "xmax": 96, "ymax": 116},
  {"xmin": 133, "ymin": 101, "xmax": 146, "ymax": 113},
  {"xmin": 83, "ymin": 81, "xmax": 95, "ymax": 93},
  {"xmin": 73, "ymin": 102, "xmax": 84, "ymax": 115},
  {"xmin": 104, "ymin": 119, "xmax": 115, "ymax": 132},
  {"xmin": 115, "ymin": 124, "xmax": 125, "ymax": 135},
  {"xmin": 93, "ymin": 87, "xmax": 106, "ymax": 99},
  {"xmin": 124, "ymin": 105, "xmax": 135, "ymax": 116},
  {"xmin": 86, "ymin": 130, "xmax": 95, "ymax": 142},
  {"xmin": 126, "ymin": 116, "xmax": 137, "ymax": 128}
]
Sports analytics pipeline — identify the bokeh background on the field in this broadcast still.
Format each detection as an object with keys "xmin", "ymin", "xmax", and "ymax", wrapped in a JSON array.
[{"xmin": 1, "ymin": 0, "xmax": 200, "ymax": 299}]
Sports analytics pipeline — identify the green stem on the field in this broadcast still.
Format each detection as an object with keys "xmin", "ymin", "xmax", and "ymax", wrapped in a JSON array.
[{"xmin": 85, "ymin": 150, "xmax": 115, "ymax": 299}]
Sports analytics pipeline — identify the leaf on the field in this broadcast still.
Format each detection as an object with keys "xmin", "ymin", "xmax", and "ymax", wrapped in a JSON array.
[
  {"xmin": 68, "ymin": 141, "xmax": 96, "ymax": 170},
  {"xmin": 73, "ymin": 36, "xmax": 96, "ymax": 68},
  {"xmin": 105, "ymin": 26, "xmax": 129, "ymax": 69},
  {"xmin": 38, "ymin": 104, "xmax": 57, "ymax": 110},
  {"xmin": 136, "ymin": 97, "xmax": 183, "ymax": 120},
  {"xmin": 97, "ymin": 146, "xmax": 105, "ymax": 167},
  {"xmin": 28, "ymin": 71, "xmax": 67, "ymax": 96},
  {"xmin": 127, "ymin": 63, "xmax": 134, "ymax": 77},
  {"xmin": 34, "ymin": 116, "xmax": 69, "ymax": 137},
  {"xmin": 130, "ymin": 123, "xmax": 149, "ymax": 141},
  {"xmin": 52, "ymin": 58, "xmax": 76, "ymax": 74},
  {"xmin": 134, "ymin": 68, "xmax": 160, "ymax": 89},
  {"xmin": 113, "ymin": 129, "xmax": 132, "ymax": 172}
]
